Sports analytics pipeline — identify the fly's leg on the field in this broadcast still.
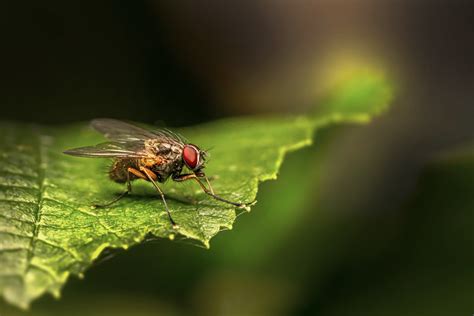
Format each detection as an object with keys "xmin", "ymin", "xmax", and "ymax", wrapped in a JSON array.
[
  {"xmin": 164, "ymin": 194, "xmax": 197, "ymax": 205},
  {"xmin": 139, "ymin": 166, "xmax": 177, "ymax": 228},
  {"xmin": 94, "ymin": 169, "xmax": 134, "ymax": 208},
  {"xmin": 128, "ymin": 167, "xmax": 147, "ymax": 180},
  {"xmin": 173, "ymin": 173, "xmax": 254, "ymax": 208},
  {"xmin": 204, "ymin": 176, "xmax": 215, "ymax": 194},
  {"xmin": 93, "ymin": 189, "xmax": 129, "ymax": 208}
]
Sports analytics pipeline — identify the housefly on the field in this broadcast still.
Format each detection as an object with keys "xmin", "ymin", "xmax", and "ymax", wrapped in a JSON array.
[{"xmin": 64, "ymin": 118, "xmax": 252, "ymax": 228}]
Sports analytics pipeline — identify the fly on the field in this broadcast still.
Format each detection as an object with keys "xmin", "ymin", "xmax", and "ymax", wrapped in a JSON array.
[{"xmin": 64, "ymin": 118, "xmax": 253, "ymax": 228}]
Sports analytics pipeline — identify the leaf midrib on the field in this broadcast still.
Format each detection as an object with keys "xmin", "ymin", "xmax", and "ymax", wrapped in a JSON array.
[{"xmin": 24, "ymin": 132, "xmax": 47, "ymax": 276}]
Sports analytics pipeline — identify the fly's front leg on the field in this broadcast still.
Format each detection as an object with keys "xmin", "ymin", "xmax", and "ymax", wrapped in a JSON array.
[
  {"xmin": 173, "ymin": 173, "xmax": 199, "ymax": 182},
  {"xmin": 139, "ymin": 166, "xmax": 177, "ymax": 228},
  {"xmin": 173, "ymin": 173, "xmax": 217, "ymax": 198},
  {"xmin": 173, "ymin": 173, "xmax": 254, "ymax": 208}
]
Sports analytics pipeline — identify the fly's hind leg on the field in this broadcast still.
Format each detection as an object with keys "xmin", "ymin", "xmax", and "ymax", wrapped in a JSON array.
[
  {"xmin": 94, "ymin": 168, "xmax": 141, "ymax": 208},
  {"xmin": 139, "ymin": 166, "xmax": 177, "ymax": 228}
]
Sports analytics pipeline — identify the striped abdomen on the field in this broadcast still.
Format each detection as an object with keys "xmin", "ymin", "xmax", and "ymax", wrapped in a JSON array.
[{"xmin": 109, "ymin": 158, "xmax": 138, "ymax": 183}]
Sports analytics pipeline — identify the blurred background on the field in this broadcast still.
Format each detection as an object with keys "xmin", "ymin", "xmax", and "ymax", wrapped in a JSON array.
[{"xmin": 0, "ymin": 1, "xmax": 473, "ymax": 315}]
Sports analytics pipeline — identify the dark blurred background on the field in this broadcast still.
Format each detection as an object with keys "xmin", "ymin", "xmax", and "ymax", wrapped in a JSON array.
[{"xmin": 0, "ymin": 1, "xmax": 473, "ymax": 315}]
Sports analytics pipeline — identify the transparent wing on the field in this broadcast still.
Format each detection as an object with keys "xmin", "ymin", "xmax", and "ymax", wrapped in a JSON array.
[
  {"xmin": 91, "ymin": 118, "xmax": 186, "ymax": 144},
  {"xmin": 63, "ymin": 142, "xmax": 149, "ymax": 158},
  {"xmin": 91, "ymin": 118, "xmax": 157, "ymax": 143},
  {"xmin": 64, "ymin": 119, "xmax": 187, "ymax": 158},
  {"xmin": 158, "ymin": 128, "xmax": 188, "ymax": 144}
]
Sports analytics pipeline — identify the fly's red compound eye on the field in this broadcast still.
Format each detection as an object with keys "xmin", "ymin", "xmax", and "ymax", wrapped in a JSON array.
[{"xmin": 183, "ymin": 145, "xmax": 199, "ymax": 169}]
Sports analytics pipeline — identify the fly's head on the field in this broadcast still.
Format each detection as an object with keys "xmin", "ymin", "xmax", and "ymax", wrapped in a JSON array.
[{"xmin": 182, "ymin": 144, "xmax": 208, "ymax": 176}]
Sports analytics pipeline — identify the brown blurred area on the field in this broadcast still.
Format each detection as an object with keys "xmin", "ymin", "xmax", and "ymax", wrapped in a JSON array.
[{"xmin": 147, "ymin": 0, "xmax": 474, "ymax": 213}]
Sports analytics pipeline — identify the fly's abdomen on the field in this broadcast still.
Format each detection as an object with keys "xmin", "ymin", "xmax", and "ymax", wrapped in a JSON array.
[{"xmin": 109, "ymin": 159, "xmax": 137, "ymax": 183}]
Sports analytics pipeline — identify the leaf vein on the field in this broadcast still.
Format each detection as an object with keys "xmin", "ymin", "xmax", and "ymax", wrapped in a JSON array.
[
  {"xmin": 0, "ymin": 230, "xmax": 32, "ymax": 239},
  {"xmin": 35, "ymin": 237, "xmax": 83, "ymax": 262},
  {"xmin": 24, "ymin": 134, "xmax": 48, "ymax": 276},
  {"xmin": 0, "ymin": 198, "xmax": 37, "ymax": 206},
  {"xmin": 0, "ymin": 183, "xmax": 38, "ymax": 191},
  {"xmin": 0, "ymin": 213, "xmax": 35, "ymax": 225},
  {"xmin": 0, "ymin": 247, "xmax": 28, "ymax": 253}
]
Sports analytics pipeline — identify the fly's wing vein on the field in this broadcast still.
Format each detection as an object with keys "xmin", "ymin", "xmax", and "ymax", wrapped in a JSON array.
[
  {"xmin": 63, "ymin": 142, "xmax": 149, "ymax": 158},
  {"xmin": 91, "ymin": 118, "xmax": 157, "ymax": 143},
  {"xmin": 64, "ymin": 119, "xmax": 186, "ymax": 158},
  {"xmin": 91, "ymin": 118, "xmax": 186, "ymax": 144}
]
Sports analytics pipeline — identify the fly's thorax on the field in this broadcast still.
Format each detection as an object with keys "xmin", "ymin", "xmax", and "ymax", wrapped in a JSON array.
[
  {"xmin": 140, "ymin": 157, "xmax": 162, "ymax": 168},
  {"xmin": 145, "ymin": 139, "xmax": 183, "ymax": 158},
  {"xmin": 139, "ymin": 139, "xmax": 185, "ymax": 182},
  {"xmin": 147, "ymin": 158, "xmax": 184, "ymax": 182}
]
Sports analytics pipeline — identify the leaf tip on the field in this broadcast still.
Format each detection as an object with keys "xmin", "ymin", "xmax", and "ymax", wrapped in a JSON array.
[
  {"xmin": 52, "ymin": 290, "xmax": 61, "ymax": 299},
  {"xmin": 312, "ymin": 62, "xmax": 394, "ymax": 125}
]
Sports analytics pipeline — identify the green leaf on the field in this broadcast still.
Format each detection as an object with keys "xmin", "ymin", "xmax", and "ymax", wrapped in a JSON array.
[{"xmin": 0, "ymin": 69, "xmax": 392, "ymax": 308}]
